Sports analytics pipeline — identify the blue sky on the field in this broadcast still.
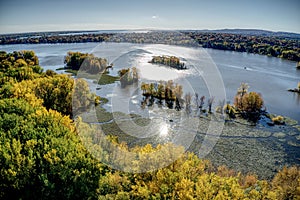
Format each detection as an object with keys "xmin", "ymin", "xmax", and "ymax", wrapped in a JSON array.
[{"xmin": 0, "ymin": 0, "xmax": 299, "ymax": 34}]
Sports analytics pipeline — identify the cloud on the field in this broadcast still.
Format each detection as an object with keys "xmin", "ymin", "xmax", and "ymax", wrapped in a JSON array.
[{"xmin": 152, "ymin": 15, "xmax": 159, "ymax": 19}]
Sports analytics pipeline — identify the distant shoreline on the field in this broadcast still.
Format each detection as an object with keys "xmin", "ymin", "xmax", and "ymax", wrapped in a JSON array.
[{"xmin": 1, "ymin": 29, "xmax": 299, "ymax": 62}]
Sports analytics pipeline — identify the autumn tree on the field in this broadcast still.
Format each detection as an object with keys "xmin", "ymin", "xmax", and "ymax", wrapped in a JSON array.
[
  {"xmin": 0, "ymin": 98, "xmax": 103, "ymax": 199},
  {"xmin": 64, "ymin": 51, "xmax": 108, "ymax": 73},
  {"xmin": 234, "ymin": 83, "xmax": 264, "ymax": 121},
  {"xmin": 118, "ymin": 67, "xmax": 139, "ymax": 87}
]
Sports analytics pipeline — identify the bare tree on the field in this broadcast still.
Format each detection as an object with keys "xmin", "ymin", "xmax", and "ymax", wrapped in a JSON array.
[
  {"xmin": 208, "ymin": 96, "xmax": 215, "ymax": 113},
  {"xmin": 194, "ymin": 93, "xmax": 199, "ymax": 108},
  {"xmin": 199, "ymin": 95, "xmax": 205, "ymax": 110},
  {"xmin": 184, "ymin": 93, "xmax": 192, "ymax": 113},
  {"xmin": 218, "ymin": 99, "xmax": 226, "ymax": 114},
  {"xmin": 237, "ymin": 82, "xmax": 249, "ymax": 97}
]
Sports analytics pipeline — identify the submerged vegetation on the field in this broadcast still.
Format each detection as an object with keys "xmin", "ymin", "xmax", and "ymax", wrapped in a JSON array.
[{"xmin": 0, "ymin": 50, "xmax": 300, "ymax": 199}]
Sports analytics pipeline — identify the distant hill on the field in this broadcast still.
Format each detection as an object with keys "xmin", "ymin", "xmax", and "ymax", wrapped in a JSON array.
[{"xmin": 184, "ymin": 29, "xmax": 300, "ymax": 39}]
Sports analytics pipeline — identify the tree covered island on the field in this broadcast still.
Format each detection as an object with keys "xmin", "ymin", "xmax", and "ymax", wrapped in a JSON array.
[
  {"xmin": 62, "ymin": 51, "xmax": 118, "ymax": 85},
  {"xmin": 149, "ymin": 55, "xmax": 187, "ymax": 70},
  {"xmin": 64, "ymin": 51, "xmax": 113, "ymax": 73}
]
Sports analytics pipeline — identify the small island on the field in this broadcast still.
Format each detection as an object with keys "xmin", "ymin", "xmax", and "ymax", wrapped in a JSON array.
[
  {"xmin": 149, "ymin": 55, "xmax": 187, "ymax": 70},
  {"xmin": 61, "ymin": 51, "xmax": 119, "ymax": 85},
  {"xmin": 297, "ymin": 61, "xmax": 300, "ymax": 69}
]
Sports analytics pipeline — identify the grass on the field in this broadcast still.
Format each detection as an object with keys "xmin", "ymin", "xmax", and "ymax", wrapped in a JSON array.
[
  {"xmin": 56, "ymin": 68, "xmax": 119, "ymax": 85},
  {"xmin": 95, "ymin": 106, "xmax": 113, "ymax": 122},
  {"xmin": 97, "ymin": 74, "xmax": 119, "ymax": 85},
  {"xmin": 56, "ymin": 67, "xmax": 66, "ymax": 71},
  {"xmin": 65, "ymin": 69, "xmax": 78, "ymax": 75}
]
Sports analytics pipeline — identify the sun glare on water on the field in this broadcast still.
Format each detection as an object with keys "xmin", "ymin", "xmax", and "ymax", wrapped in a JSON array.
[{"xmin": 159, "ymin": 124, "xmax": 169, "ymax": 137}]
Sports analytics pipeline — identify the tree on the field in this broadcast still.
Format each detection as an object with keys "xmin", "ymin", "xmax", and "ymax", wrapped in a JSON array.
[
  {"xmin": 118, "ymin": 68, "xmax": 139, "ymax": 87},
  {"xmin": 241, "ymin": 92, "xmax": 264, "ymax": 113},
  {"xmin": 141, "ymin": 82, "xmax": 147, "ymax": 95},
  {"xmin": 208, "ymin": 97, "xmax": 215, "ymax": 113},
  {"xmin": 238, "ymin": 83, "xmax": 249, "ymax": 95},
  {"xmin": 234, "ymin": 84, "xmax": 264, "ymax": 121},
  {"xmin": 157, "ymin": 81, "xmax": 165, "ymax": 100},
  {"xmin": 194, "ymin": 93, "xmax": 199, "ymax": 108},
  {"xmin": 184, "ymin": 93, "xmax": 192, "ymax": 113},
  {"xmin": 64, "ymin": 51, "xmax": 108, "ymax": 73},
  {"xmin": 199, "ymin": 96, "xmax": 205, "ymax": 110},
  {"xmin": 0, "ymin": 98, "xmax": 103, "ymax": 199},
  {"xmin": 270, "ymin": 166, "xmax": 300, "ymax": 199}
]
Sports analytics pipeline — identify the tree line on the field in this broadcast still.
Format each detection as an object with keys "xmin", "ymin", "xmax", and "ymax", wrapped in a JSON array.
[
  {"xmin": 140, "ymin": 80, "xmax": 265, "ymax": 123},
  {"xmin": 0, "ymin": 33, "xmax": 112, "ymax": 44},
  {"xmin": 1, "ymin": 31, "xmax": 299, "ymax": 61},
  {"xmin": 187, "ymin": 32, "xmax": 300, "ymax": 61}
]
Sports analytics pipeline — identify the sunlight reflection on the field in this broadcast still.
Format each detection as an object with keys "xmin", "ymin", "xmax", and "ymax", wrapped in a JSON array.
[{"xmin": 159, "ymin": 123, "xmax": 169, "ymax": 137}]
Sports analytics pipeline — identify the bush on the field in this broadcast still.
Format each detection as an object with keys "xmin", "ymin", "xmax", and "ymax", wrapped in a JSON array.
[
  {"xmin": 272, "ymin": 115, "xmax": 285, "ymax": 125},
  {"xmin": 270, "ymin": 166, "xmax": 300, "ymax": 199},
  {"xmin": 238, "ymin": 92, "xmax": 264, "ymax": 113}
]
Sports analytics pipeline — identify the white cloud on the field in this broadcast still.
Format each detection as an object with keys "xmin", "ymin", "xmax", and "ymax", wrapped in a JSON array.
[{"xmin": 152, "ymin": 15, "xmax": 159, "ymax": 19}]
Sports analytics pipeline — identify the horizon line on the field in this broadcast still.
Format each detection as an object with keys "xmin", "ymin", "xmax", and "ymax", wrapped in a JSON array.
[{"xmin": 1, "ymin": 28, "xmax": 300, "ymax": 36}]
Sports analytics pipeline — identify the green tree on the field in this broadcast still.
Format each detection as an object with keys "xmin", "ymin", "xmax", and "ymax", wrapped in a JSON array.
[{"xmin": 0, "ymin": 98, "xmax": 103, "ymax": 199}]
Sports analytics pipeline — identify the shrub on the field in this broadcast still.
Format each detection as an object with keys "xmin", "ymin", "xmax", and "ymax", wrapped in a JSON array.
[
  {"xmin": 240, "ymin": 92, "xmax": 264, "ymax": 113},
  {"xmin": 272, "ymin": 115, "xmax": 285, "ymax": 125},
  {"xmin": 270, "ymin": 166, "xmax": 300, "ymax": 199}
]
